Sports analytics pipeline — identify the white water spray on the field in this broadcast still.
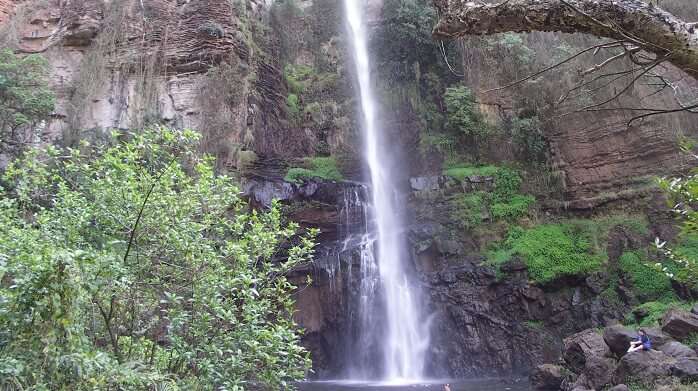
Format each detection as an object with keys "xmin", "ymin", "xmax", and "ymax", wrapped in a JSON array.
[{"xmin": 343, "ymin": 0, "xmax": 429, "ymax": 381}]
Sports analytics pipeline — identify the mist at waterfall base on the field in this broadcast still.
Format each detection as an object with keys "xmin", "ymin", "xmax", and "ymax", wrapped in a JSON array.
[{"xmin": 298, "ymin": 379, "xmax": 530, "ymax": 391}]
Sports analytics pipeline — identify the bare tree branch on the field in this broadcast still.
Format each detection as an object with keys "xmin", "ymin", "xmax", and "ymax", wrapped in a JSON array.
[{"xmin": 433, "ymin": 0, "xmax": 698, "ymax": 80}]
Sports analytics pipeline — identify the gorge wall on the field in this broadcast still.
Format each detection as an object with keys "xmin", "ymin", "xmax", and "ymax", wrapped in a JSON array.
[{"xmin": 2, "ymin": 0, "xmax": 698, "ymax": 380}]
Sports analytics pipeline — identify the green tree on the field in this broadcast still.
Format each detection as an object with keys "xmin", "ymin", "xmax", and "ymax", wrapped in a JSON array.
[
  {"xmin": 444, "ymin": 86, "xmax": 487, "ymax": 138},
  {"xmin": 0, "ymin": 49, "xmax": 55, "ymax": 155},
  {"xmin": 0, "ymin": 127, "xmax": 314, "ymax": 390},
  {"xmin": 373, "ymin": 0, "xmax": 450, "ymax": 82},
  {"xmin": 656, "ymin": 155, "xmax": 698, "ymax": 286}
]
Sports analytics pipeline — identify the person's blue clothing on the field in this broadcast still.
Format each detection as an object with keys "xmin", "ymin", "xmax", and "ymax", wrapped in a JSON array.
[{"xmin": 636, "ymin": 335, "xmax": 651, "ymax": 350}]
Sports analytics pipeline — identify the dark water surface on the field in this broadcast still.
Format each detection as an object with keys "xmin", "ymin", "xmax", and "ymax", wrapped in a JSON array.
[{"xmin": 297, "ymin": 379, "xmax": 530, "ymax": 391}]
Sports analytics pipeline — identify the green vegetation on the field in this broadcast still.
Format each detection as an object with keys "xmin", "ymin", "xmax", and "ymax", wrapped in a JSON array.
[
  {"xmin": 444, "ymin": 86, "xmax": 489, "ymax": 138},
  {"xmin": 657, "ymin": 158, "xmax": 698, "ymax": 286},
  {"xmin": 524, "ymin": 320, "xmax": 543, "ymax": 329},
  {"xmin": 452, "ymin": 192, "xmax": 487, "ymax": 229},
  {"xmin": 490, "ymin": 194, "xmax": 535, "ymax": 221},
  {"xmin": 287, "ymin": 93, "xmax": 301, "ymax": 117},
  {"xmin": 486, "ymin": 33, "xmax": 534, "ymax": 66},
  {"xmin": 490, "ymin": 224, "xmax": 605, "ymax": 284},
  {"xmin": 284, "ymin": 64, "xmax": 315, "ymax": 94},
  {"xmin": 511, "ymin": 116, "xmax": 547, "ymax": 163},
  {"xmin": 443, "ymin": 163, "xmax": 499, "ymax": 180},
  {"xmin": 0, "ymin": 127, "xmax": 314, "ymax": 390},
  {"xmin": 619, "ymin": 251, "xmax": 675, "ymax": 302},
  {"xmin": 448, "ymin": 165, "xmax": 535, "ymax": 228},
  {"xmin": 0, "ymin": 49, "xmax": 55, "ymax": 155},
  {"xmin": 488, "ymin": 215, "xmax": 648, "ymax": 284},
  {"xmin": 627, "ymin": 301, "xmax": 679, "ymax": 327},
  {"xmin": 372, "ymin": 0, "xmax": 450, "ymax": 83},
  {"xmin": 285, "ymin": 156, "xmax": 343, "ymax": 183}
]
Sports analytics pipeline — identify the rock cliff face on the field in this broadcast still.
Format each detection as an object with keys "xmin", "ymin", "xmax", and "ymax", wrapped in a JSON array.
[
  {"xmin": 3, "ymin": 0, "xmax": 695, "ymax": 204},
  {"xmin": 549, "ymin": 110, "xmax": 696, "ymax": 210}
]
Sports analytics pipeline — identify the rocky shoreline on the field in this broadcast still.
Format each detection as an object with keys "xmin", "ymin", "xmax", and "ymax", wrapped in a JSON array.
[{"xmin": 531, "ymin": 308, "xmax": 698, "ymax": 390}]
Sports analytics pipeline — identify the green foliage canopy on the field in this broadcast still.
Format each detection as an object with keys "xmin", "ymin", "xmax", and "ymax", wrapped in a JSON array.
[
  {"xmin": 657, "ymin": 158, "xmax": 698, "ymax": 286},
  {"xmin": 0, "ymin": 49, "xmax": 55, "ymax": 155},
  {"xmin": 619, "ymin": 251, "xmax": 675, "ymax": 302},
  {"xmin": 0, "ymin": 127, "xmax": 314, "ymax": 390},
  {"xmin": 444, "ymin": 86, "xmax": 488, "ymax": 138}
]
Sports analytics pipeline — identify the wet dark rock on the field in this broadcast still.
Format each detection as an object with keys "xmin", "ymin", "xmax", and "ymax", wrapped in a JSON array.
[
  {"xmin": 409, "ymin": 176, "xmax": 442, "ymax": 191},
  {"xmin": 603, "ymin": 325, "xmax": 636, "ymax": 357},
  {"xmin": 530, "ymin": 364, "xmax": 565, "ymax": 390},
  {"xmin": 613, "ymin": 349, "xmax": 676, "ymax": 384},
  {"xmin": 661, "ymin": 309, "xmax": 698, "ymax": 340},
  {"xmin": 434, "ymin": 237, "xmax": 462, "ymax": 255},
  {"xmin": 577, "ymin": 355, "xmax": 616, "ymax": 390},
  {"xmin": 243, "ymin": 178, "xmax": 295, "ymax": 206},
  {"xmin": 563, "ymin": 329, "xmax": 611, "ymax": 373},
  {"xmin": 657, "ymin": 341, "xmax": 697, "ymax": 359},
  {"xmin": 670, "ymin": 357, "xmax": 698, "ymax": 381}
]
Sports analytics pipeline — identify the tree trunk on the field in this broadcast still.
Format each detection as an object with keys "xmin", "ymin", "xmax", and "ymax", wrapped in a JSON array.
[{"xmin": 432, "ymin": 0, "xmax": 698, "ymax": 80}]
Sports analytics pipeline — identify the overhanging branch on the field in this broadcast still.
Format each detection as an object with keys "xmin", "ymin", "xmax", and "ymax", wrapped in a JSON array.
[{"xmin": 432, "ymin": 0, "xmax": 698, "ymax": 80}]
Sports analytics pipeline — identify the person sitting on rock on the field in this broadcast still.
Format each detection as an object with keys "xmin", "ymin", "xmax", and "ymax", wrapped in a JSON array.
[{"xmin": 627, "ymin": 328, "xmax": 651, "ymax": 353}]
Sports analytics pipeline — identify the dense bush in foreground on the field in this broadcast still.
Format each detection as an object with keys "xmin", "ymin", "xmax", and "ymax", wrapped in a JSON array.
[{"xmin": 0, "ymin": 127, "xmax": 314, "ymax": 390}]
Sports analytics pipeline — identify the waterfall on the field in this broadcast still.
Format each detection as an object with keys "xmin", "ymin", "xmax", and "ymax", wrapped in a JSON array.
[{"xmin": 343, "ymin": 0, "xmax": 430, "ymax": 382}]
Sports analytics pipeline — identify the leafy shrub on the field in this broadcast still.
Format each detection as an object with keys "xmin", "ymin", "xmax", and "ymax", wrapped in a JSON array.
[
  {"xmin": 0, "ymin": 127, "xmax": 315, "ymax": 390},
  {"xmin": 628, "ymin": 301, "xmax": 676, "ymax": 327},
  {"xmin": 619, "ymin": 252, "xmax": 675, "ymax": 301},
  {"xmin": 488, "ymin": 33, "xmax": 534, "ymax": 64},
  {"xmin": 284, "ymin": 64, "xmax": 315, "ymax": 94},
  {"xmin": 492, "ymin": 224, "xmax": 605, "ymax": 284},
  {"xmin": 443, "ymin": 163, "xmax": 499, "ymax": 180},
  {"xmin": 493, "ymin": 167, "xmax": 524, "ymax": 201},
  {"xmin": 372, "ymin": 0, "xmax": 445, "ymax": 82},
  {"xmin": 287, "ymin": 93, "xmax": 301, "ymax": 116},
  {"xmin": 285, "ymin": 156, "xmax": 343, "ymax": 183},
  {"xmin": 451, "ymin": 192, "xmax": 487, "ymax": 229},
  {"xmin": 444, "ymin": 86, "xmax": 489, "ymax": 138},
  {"xmin": 0, "ymin": 49, "xmax": 55, "ymax": 155},
  {"xmin": 511, "ymin": 116, "xmax": 547, "ymax": 162},
  {"xmin": 491, "ymin": 194, "xmax": 535, "ymax": 221},
  {"xmin": 446, "ymin": 165, "xmax": 534, "ymax": 225},
  {"xmin": 197, "ymin": 21, "xmax": 224, "ymax": 38},
  {"xmin": 657, "ymin": 157, "xmax": 698, "ymax": 286}
]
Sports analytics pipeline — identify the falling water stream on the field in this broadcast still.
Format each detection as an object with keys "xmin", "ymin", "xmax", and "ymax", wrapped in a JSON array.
[{"xmin": 343, "ymin": 0, "xmax": 429, "ymax": 382}]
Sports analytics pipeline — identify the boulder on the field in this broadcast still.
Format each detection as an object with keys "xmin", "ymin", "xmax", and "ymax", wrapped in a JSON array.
[
  {"xmin": 670, "ymin": 357, "xmax": 698, "ymax": 381},
  {"xmin": 691, "ymin": 304, "xmax": 698, "ymax": 315},
  {"xmin": 573, "ymin": 356, "xmax": 616, "ymax": 390},
  {"xmin": 657, "ymin": 341, "xmax": 698, "ymax": 359},
  {"xmin": 661, "ymin": 309, "xmax": 698, "ymax": 340},
  {"xmin": 613, "ymin": 349, "xmax": 676, "ymax": 384},
  {"xmin": 530, "ymin": 364, "xmax": 565, "ymax": 390},
  {"xmin": 563, "ymin": 329, "xmax": 611, "ymax": 373},
  {"xmin": 603, "ymin": 325, "xmax": 636, "ymax": 357},
  {"xmin": 608, "ymin": 385, "xmax": 630, "ymax": 391}
]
